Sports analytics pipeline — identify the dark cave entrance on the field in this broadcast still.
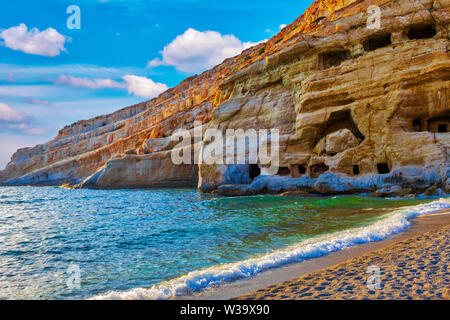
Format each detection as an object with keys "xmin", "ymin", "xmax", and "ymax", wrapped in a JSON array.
[
  {"xmin": 318, "ymin": 50, "xmax": 351, "ymax": 70},
  {"xmin": 314, "ymin": 109, "xmax": 365, "ymax": 147},
  {"xmin": 353, "ymin": 165, "xmax": 360, "ymax": 175},
  {"xmin": 297, "ymin": 165, "xmax": 307, "ymax": 175},
  {"xmin": 427, "ymin": 116, "xmax": 450, "ymax": 133},
  {"xmin": 377, "ymin": 163, "xmax": 390, "ymax": 174},
  {"xmin": 310, "ymin": 163, "xmax": 329, "ymax": 178},
  {"xmin": 363, "ymin": 33, "xmax": 392, "ymax": 52},
  {"xmin": 277, "ymin": 167, "xmax": 291, "ymax": 176},
  {"xmin": 407, "ymin": 24, "xmax": 436, "ymax": 40},
  {"xmin": 249, "ymin": 164, "xmax": 261, "ymax": 182},
  {"xmin": 412, "ymin": 118, "xmax": 423, "ymax": 131}
]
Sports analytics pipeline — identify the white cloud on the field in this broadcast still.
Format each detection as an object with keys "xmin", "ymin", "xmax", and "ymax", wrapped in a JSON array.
[
  {"xmin": 23, "ymin": 98, "xmax": 52, "ymax": 107},
  {"xmin": 55, "ymin": 74, "xmax": 167, "ymax": 99},
  {"xmin": 55, "ymin": 75, "xmax": 125, "ymax": 89},
  {"xmin": 0, "ymin": 24, "xmax": 67, "ymax": 57},
  {"xmin": 5, "ymin": 123, "xmax": 47, "ymax": 135},
  {"xmin": 279, "ymin": 24, "xmax": 287, "ymax": 30},
  {"xmin": 0, "ymin": 102, "xmax": 26, "ymax": 122},
  {"xmin": 122, "ymin": 75, "xmax": 168, "ymax": 98},
  {"xmin": 0, "ymin": 102, "xmax": 46, "ymax": 135},
  {"xmin": 147, "ymin": 28, "xmax": 259, "ymax": 73},
  {"xmin": 0, "ymin": 85, "xmax": 68, "ymax": 98},
  {"xmin": 0, "ymin": 63, "xmax": 141, "ymax": 84}
]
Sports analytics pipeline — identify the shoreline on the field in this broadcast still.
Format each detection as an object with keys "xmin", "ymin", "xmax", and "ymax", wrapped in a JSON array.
[
  {"xmin": 190, "ymin": 208, "xmax": 450, "ymax": 300},
  {"xmin": 1, "ymin": 183, "xmax": 447, "ymax": 199}
]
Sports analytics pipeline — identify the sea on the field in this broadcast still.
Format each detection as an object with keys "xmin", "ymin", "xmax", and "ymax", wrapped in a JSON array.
[{"xmin": 0, "ymin": 186, "xmax": 448, "ymax": 300}]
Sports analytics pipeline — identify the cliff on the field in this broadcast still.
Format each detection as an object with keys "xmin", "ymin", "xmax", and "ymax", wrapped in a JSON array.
[{"xmin": 1, "ymin": 0, "xmax": 449, "ymax": 196}]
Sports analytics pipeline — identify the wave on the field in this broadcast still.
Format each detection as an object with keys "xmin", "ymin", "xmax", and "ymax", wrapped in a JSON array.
[{"xmin": 92, "ymin": 198, "xmax": 450, "ymax": 300}]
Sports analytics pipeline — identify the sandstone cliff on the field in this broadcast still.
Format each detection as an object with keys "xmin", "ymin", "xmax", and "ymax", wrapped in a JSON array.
[{"xmin": 1, "ymin": 0, "xmax": 449, "ymax": 196}]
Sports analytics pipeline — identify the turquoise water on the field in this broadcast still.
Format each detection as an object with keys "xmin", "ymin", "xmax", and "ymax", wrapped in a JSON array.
[{"xmin": 0, "ymin": 186, "xmax": 443, "ymax": 299}]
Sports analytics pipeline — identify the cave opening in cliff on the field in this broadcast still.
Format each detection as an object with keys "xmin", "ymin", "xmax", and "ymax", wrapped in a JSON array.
[
  {"xmin": 363, "ymin": 33, "xmax": 392, "ymax": 52},
  {"xmin": 412, "ymin": 118, "xmax": 423, "ymax": 131},
  {"xmin": 297, "ymin": 165, "xmax": 307, "ymax": 175},
  {"xmin": 277, "ymin": 167, "xmax": 291, "ymax": 176},
  {"xmin": 377, "ymin": 163, "xmax": 390, "ymax": 174},
  {"xmin": 427, "ymin": 116, "xmax": 450, "ymax": 133},
  {"xmin": 315, "ymin": 110, "xmax": 365, "ymax": 147},
  {"xmin": 353, "ymin": 165, "xmax": 360, "ymax": 175},
  {"xmin": 407, "ymin": 24, "xmax": 436, "ymax": 40},
  {"xmin": 310, "ymin": 163, "xmax": 329, "ymax": 178},
  {"xmin": 249, "ymin": 164, "xmax": 261, "ymax": 182},
  {"xmin": 318, "ymin": 50, "xmax": 351, "ymax": 70},
  {"xmin": 438, "ymin": 124, "xmax": 447, "ymax": 133}
]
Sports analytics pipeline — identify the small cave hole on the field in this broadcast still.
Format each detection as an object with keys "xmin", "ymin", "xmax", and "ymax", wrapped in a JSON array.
[
  {"xmin": 312, "ymin": 16, "xmax": 326, "ymax": 24},
  {"xmin": 427, "ymin": 116, "xmax": 450, "ymax": 133},
  {"xmin": 297, "ymin": 165, "xmax": 307, "ymax": 175},
  {"xmin": 277, "ymin": 167, "xmax": 291, "ymax": 176},
  {"xmin": 310, "ymin": 163, "xmax": 329, "ymax": 178},
  {"xmin": 438, "ymin": 124, "xmax": 447, "ymax": 133},
  {"xmin": 363, "ymin": 34, "xmax": 392, "ymax": 52},
  {"xmin": 249, "ymin": 164, "xmax": 261, "ymax": 182},
  {"xmin": 318, "ymin": 50, "xmax": 351, "ymax": 70},
  {"xmin": 407, "ymin": 24, "xmax": 436, "ymax": 40},
  {"xmin": 328, "ymin": 152, "xmax": 338, "ymax": 157},
  {"xmin": 377, "ymin": 163, "xmax": 390, "ymax": 174},
  {"xmin": 412, "ymin": 118, "xmax": 422, "ymax": 131},
  {"xmin": 353, "ymin": 165, "xmax": 360, "ymax": 175}
]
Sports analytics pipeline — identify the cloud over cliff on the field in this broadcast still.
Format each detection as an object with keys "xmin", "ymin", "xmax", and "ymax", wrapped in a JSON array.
[
  {"xmin": 122, "ymin": 75, "xmax": 168, "ymax": 99},
  {"xmin": 148, "ymin": 28, "xmax": 258, "ymax": 73}
]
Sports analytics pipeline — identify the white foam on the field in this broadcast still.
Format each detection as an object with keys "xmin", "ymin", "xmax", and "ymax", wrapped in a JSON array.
[{"xmin": 92, "ymin": 198, "xmax": 450, "ymax": 300}]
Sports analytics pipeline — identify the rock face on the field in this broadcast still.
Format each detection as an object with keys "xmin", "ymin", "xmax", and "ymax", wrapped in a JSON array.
[
  {"xmin": 199, "ymin": 0, "xmax": 450, "ymax": 196},
  {"xmin": 1, "ymin": 0, "xmax": 449, "ymax": 196}
]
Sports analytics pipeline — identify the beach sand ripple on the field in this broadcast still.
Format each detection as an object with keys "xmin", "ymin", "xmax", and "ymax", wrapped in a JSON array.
[{"xmin": 237, "ymin": 226, "xmax": 450, "ymax": 300}]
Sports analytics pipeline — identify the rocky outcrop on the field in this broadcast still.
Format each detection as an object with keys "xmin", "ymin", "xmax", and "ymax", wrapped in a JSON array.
[
  {"xmin": 199, "ymin": 0, "xmax": 450, "ymax": 196},
  {"xmin": 1, "ymin": 0, "xmax": 449, "ymax": 196}
]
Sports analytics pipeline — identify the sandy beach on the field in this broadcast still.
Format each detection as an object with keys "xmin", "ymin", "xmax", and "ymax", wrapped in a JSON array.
[{"xmin": 235, "ymin": 210, "xmax": 450, "ymax": 300}]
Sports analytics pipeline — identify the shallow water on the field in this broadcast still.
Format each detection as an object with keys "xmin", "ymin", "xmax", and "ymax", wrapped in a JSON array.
[{"xmin": 0, "ymin": 186, "xmax": 445, "ymax": 299}]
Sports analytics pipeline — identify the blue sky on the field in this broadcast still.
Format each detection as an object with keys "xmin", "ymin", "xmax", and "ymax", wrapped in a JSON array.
[{"xmin": 0, "ymin": 0, "xmax": 310, "ymax": 168}]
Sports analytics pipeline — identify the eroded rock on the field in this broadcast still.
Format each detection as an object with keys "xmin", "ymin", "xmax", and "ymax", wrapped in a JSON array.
[
  {"xmin": 325, "ymin": 129, "xmax": 360, "ymax": 155},
  {"xmin": 0, "ymin": 0, "xmax": 448, "ymax": 197}
]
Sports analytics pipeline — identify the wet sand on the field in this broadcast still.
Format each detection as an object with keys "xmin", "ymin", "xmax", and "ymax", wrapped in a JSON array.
[
  {"xmin": 189, "ymin": 209, "xmax": 450, "ymax": 300},
  {"xmin": 235, "ymin": 210, "xmax": 450, "ymax": 300}
]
